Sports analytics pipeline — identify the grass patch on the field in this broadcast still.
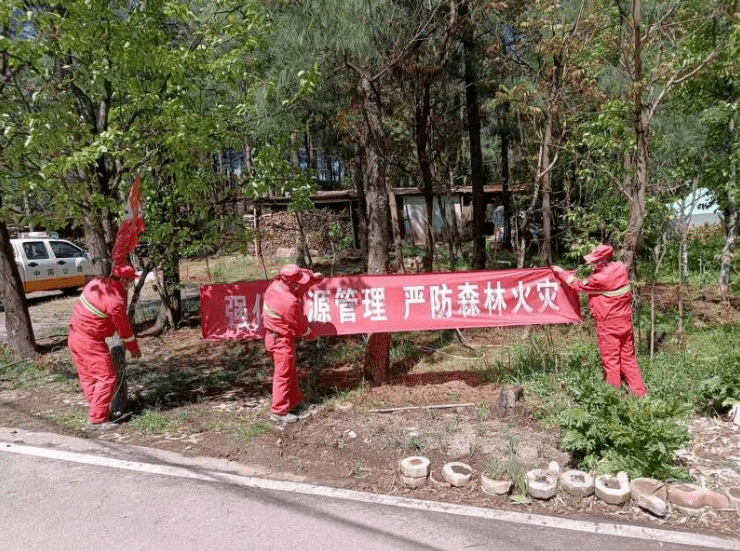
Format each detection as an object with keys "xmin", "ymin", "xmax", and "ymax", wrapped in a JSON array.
[
  {"xmin": 0, "ymin": 351, "xmax": 77, "ymax": 390},
  {"xmin": 232, "ymin": 419, "xmax": 272, "ymax": 442},
  {"xmin": 130, "ymin": 408, "xmax": 172, "ymax": 434}
]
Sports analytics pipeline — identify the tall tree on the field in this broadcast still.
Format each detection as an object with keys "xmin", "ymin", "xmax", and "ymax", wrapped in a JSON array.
[
  {"xmin": 610, "ymin": 0, "xmax": 723, "ymax": 273},
  {"xmin": 266, "ymin": 0, "xmax": 441, "ymax": 382}
]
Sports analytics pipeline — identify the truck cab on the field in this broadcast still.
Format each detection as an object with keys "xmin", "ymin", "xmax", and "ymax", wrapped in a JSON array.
[{"xmin": 10, "ymin": 236, "xmax": 93, "ymax": 294}]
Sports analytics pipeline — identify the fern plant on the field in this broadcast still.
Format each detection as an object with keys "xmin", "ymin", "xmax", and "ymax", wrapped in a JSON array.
[{"xmin": 558, "ymin": 370, "xmax": 692, "ymax": 480}]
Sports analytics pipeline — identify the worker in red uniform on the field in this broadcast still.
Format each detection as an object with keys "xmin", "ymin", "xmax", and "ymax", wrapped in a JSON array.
[
  {"xmin": 553, "ymin": 244, "xmax": 647, "ymax": 396},
  {"xmin": 263, "ymin": 264, "xmax": 322, "ymax": 424},
  {"xmin": 68, "ymin": 265, "xmax": 142, "ymax": 430}
]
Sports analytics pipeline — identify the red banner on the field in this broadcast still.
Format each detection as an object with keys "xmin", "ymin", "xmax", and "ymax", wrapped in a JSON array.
[
  {"xmin": 111, "ymin": 174, "xmax": 146, "ymax": 268},
  {"xmin": 200, "ymin": 268, "xmax": 581, "ymax": 341}
]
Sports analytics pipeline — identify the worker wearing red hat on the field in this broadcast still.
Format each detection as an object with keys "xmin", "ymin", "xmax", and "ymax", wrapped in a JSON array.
[
  {"xmin": 553, "ymin": 244, "xmax": 647, "ymax": 396},
  {"xmin": 68, "ymin": 265, "xmax": 142, "ymax": 430},
  {"xmin": 263, "ymin": 264, "xmax": 322, "ymax": 423}
]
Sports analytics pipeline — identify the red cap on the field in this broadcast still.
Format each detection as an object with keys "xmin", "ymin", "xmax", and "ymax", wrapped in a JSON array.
[
  {"xmin": 280, "ymin": 264, "xmax": 312, "ymax": 285},
  {"xmin": 583, "ymin": 244, "xmax": 613, "ymax": 264},
  {"xmin": 111, "ymin": 265, "xmax": 137, "ymax": 279}
]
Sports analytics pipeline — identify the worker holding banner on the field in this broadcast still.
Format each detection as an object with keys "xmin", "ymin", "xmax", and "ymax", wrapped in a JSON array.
[
  {"xmin": 263, "ymin": 264, "xmax": 322, "ymax": 424},
  {"xmin": 68, "ymin": 265, "xmax": 142, "ymax": 430},
  {"xmin": 553, "ymin": 244, "xmax": 647, "ymax": 396}
]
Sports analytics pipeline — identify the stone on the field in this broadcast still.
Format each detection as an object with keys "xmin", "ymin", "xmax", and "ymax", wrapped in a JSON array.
[
  {"xmin": 667, "ymin": 483, "xmax": 730, "ymax": 510},
  {"xmin": 492, "ymin": 385, "xmax": 524, "ymax": 417},
  {"xmin": 399, "ymin": 473, "xmax": 428, "ymax": 489},
  {"xmin": 559, "ymin": 469, "xmax": 594, "ymax": 498},
  {"xmin": 442, "ymin": 461, "xmax": 473, "ymax": 487},
  {"xmin": 630, "ymin": 478, "xmax": 668, "ymax": 517},
  {"xmin": 726, "ymin": 487, "xmax": 740, "ymax": 510},
  {"xmin": 481, "ymin": 474, "xmax": 513, "ymax": 496},
  {"xmin": 429, "ymin": 470, "xmax": 452, "ymax": 488},
  {"xmin": 399, "ymin": 456, "xmax": 431, "ymax": 478},
  {"xmin": 594, "ymin": 472, "xmax": 630, "ymax": 505},
  {"xmin": 526, "ymin": 468, "xmax": 558, "ymax": 500}
]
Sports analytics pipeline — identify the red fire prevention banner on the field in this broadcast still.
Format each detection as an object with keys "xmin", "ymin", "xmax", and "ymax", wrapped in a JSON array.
[{"xmin": 200, "ymin": 267, "xmax": 582, "ymax": 341}]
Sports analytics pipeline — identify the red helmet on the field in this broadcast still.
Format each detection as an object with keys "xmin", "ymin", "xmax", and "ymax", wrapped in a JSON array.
[
  {"xmin": 583, "ymin": 244, "xmax": 613, "ymax": 264},
  {"xmin": 280, "ymin": 264, "xmax": 312, "ymax": 285}
]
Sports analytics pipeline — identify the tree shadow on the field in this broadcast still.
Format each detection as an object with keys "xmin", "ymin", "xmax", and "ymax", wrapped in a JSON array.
[{"xmin": 124, "ymin": 340, "xmax": 273, "ymax": 414}]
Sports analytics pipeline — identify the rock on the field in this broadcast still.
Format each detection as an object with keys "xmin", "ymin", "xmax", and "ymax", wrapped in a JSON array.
[
  {"xmin": 630, "ymin": 478, "xmax": 668, "ymax": 517},
  {"xmin": 548, "ymin": 461, "xmax": 561, "ymax": 474},
  {"xmin": 726, "ymin": 486, "xmax": 740, "ymax": 510},
  {"xmin": 399, "ymin": 473, "xmax": 428, "ymax": 489},
  {"xmin": 492, "ymin": 385, "xmax": 524, "ymax": 417},
  {"xmin": 559, "ymin": 469, "xmax": 594, "ymax": 498},
  {"xmin": 449, "ymin": 437, "xmax": 472, "ymax": 458},
  {"xmin": 526, "ymin": 468, "xmax": 558, "ymax": 500},
  {"xmin": 442, "ymin": 461, "xmax": 473, "ymax": 487},
  {"xmin": 481, "ymin": 474, "xmax": 512, "ymax": 496},
  {"xmin": 399, "ymin": 456, "xmax": 431, "ymax": 478},
  {"xmin": 730, "ymin": 404, "xmax": 740, "ymax": 427},
  {"xmin": 595, "ymin": 472, "xmax": 631, "ymax": 505},
  {"xmin": 668, "ymin": 483, "xmax": 730, "ymax": 510},
  {"xmin": 429, "ymin": 470, "xmax": 452, "ymax": 488}
]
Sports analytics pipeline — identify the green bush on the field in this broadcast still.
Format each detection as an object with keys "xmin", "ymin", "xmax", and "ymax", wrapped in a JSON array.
[
  {"xmin": 558, "ymin": 370, "xmax": 691, "ymax": 480},
  {"xmin": 695, "ymin": 351, "xmax": 740, "ymax": 415}
]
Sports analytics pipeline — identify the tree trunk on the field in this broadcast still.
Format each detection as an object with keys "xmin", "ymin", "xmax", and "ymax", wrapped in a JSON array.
[
  {"xmin": 623, "ymin": 111, "xmax": 649, "ymax": 274},
  {"xmin": 0, "ymin": 219, "xmax": 37, "ymax": 359},
  {"xmin": 84, "ymin": 213, "xmax": 112, "ymax": 277},
  {"xmin": 128, "ymin": 263, "xmax": 153, "ymax": 320},
  {"xmin": 719, "ymin": 115, "xmax": 738, "ymax": 293},
  {"xmin": 386, "ymin": 184, "xmax": 405, "ymax": 273},
  {"xmin": 145, "ymin": 251, "xmax": 182, "ymax": 335},
  {"xmin": 622, "ymin": 0, "xmax": 647, "ymax": 275},
  {"xmin": 364, "ymin": 332, "xmax": 391, "ymax": 384},
  {"xmin": 463, "ymin": 33, "xmax": 486, "ymax": 270},
  {"xmin": 416, "ymin": 80, "xmax": 436, "ymax": 272},
  {"xmin": 353, "ymin": 154, "xmax": 369, "ymax": 273},
  {"xmin": 294, "ymin": 211, "xmax": 312, "ymax": 269},
  {"xmin": 500, "ymin": 104, "xmax": 512, "ymax": 249},
  {"xmin": 359, "ymin": 70, "xmax": 391, "ymax": 383},
  {"xmin": 540, "ymin": 54, "xmax": 563, "ymax": 266}
]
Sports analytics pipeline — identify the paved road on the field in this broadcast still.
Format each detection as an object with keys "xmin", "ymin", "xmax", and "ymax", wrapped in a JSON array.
[{"xmin": 1, "ymin": 431, "xmax": 737, "ymax": 551}]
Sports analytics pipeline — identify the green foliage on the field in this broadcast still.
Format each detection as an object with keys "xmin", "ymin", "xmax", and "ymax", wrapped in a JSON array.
[
  {"xmin": 489, "ymin": 331, "xmax": 565, "ymax": 383},
  {"xmin": 691, "ymin": 344, "xmax": 740, "ymax": 415},
  {"xmin": 558, "ymin": 370, "xmax": 691, "ymax": 480},
  {"xmin": 131, "ymin": 408, "xmax": 172, "ymax": 434},
  {"xmin": 233, "ymin": 419, "xmax": 272, "ymax": 442}
]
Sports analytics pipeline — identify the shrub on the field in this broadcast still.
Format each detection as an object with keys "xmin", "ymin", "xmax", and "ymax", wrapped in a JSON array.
[
  {"xmin": 558, "ymin": 370, "xmax": 691, "ymax": 480},
  {"xmin": 695, "ymin": 351, "xmax": 740, "ymax": 415}
]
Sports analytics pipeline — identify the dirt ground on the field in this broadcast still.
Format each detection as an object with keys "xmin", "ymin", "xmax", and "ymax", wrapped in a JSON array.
[{"xmin": 2, "ymin": 262, "xmax": 740, "ymax": 542}]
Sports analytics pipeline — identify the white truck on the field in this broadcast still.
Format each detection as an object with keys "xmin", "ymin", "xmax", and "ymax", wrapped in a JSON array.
[{"xmin": 10, "ymin": 235, "xmax": 93, "ymax": 294}]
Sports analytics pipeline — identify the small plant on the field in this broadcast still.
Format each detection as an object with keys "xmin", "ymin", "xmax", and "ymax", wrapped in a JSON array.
[
  {"xmin": 407, "ymin": 433, "xmax": 427, "ymax": 452},
  {"xmin": 445, "ymin": 389, "xmax": 461, "ymax": 402},
  {"xmin": 233, "ymin": 420, "xmax": 272, "ymax": 443},
  {"xmin": 505, "ymin": 436, "xmax": 527, "ymax": 497},
  {"xmin": 349, "ymin": 463, "xmax": 368, "ymax": 477},
  {"xmin": 131, "ymin": 408, "xmax": 171, "ymax": 434},
  {"xmin": 475, "ymin": 401, "xmax": 490, "ymax": 422},
  {"xmin": 485, "ymin": 458, "xmax": 508, "ymax": 479},
  {"xmin": 394, "ymin": 432, "xmax": 428, "ymax": 452}
]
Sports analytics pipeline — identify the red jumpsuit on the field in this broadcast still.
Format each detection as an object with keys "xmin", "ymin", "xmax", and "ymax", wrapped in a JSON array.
[
  {"xmin": 555, "ymin": 261, "xmax": 647, "ymax": 396},
  {"xmin": 68, "ymin": 277, "xmax": 140, "ymax": 423},
  {"xmin": 262, "ymin": 277, "xmax": 312, "ymax": 415}
]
